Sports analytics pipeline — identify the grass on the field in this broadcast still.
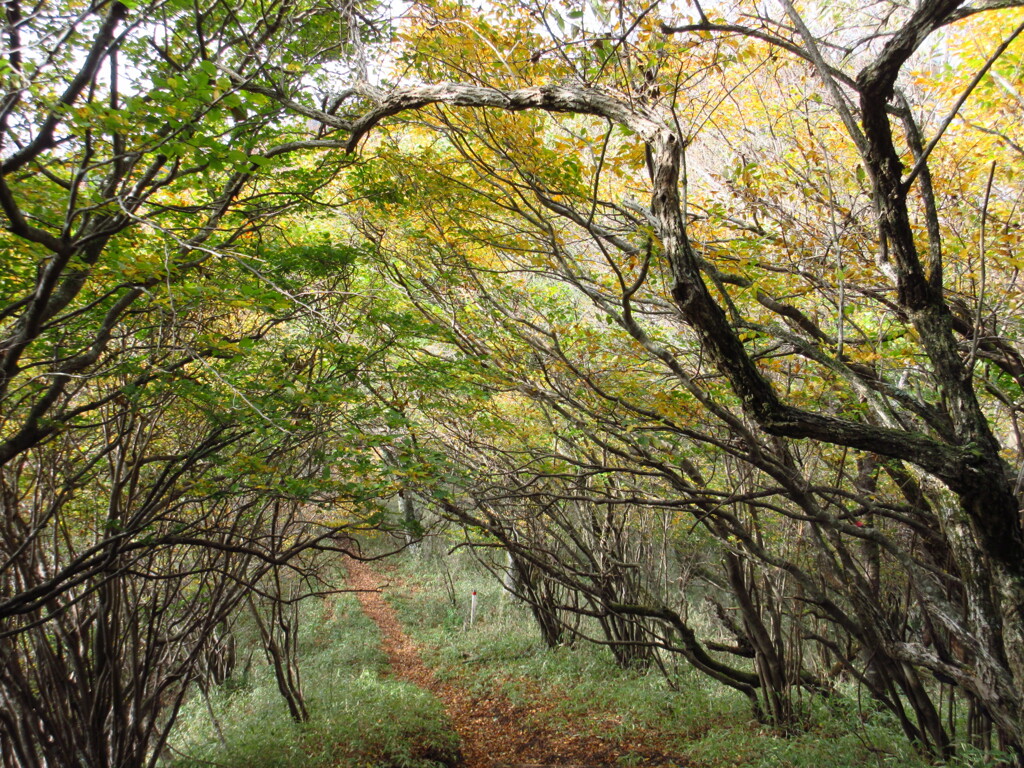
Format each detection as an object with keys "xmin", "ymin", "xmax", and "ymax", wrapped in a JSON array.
[
  {"xmin": 165, "ymin": 544, "xmax": 1008, "ymax": 768},
  {"xmin": 385, "ymin": 547, "xmax": 939, "ymax": 768},
  {"xmin": 165, "ymin": 583, "xmax": 460, "ymax": 768}
]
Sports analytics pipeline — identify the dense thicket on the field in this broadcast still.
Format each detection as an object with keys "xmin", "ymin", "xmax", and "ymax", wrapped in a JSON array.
[
  {"xmin": 2, "ymin": 0, "xmax": 1023, "ymax": 765},
  {"xmin": 0, "ymin": 2, "xmax": 402, "ymax": 765},
  {"xmin": 339, "ymin": 0, "xmax": 1024, "ymax": 761}
]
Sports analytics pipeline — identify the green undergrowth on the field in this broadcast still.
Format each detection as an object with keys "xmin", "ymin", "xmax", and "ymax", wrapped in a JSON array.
[
  {"xmin": 386, "ymin": 548, "xmax": 942, "ymax": 768},
  {"xmin": 166, "ymin": 585, "xmax": 460, "ymax": 768}
]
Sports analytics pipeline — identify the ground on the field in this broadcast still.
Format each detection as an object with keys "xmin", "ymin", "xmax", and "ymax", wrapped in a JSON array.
[{"xmin": 344, "ymin": 557, "xmax": 685, "ymax": 768}]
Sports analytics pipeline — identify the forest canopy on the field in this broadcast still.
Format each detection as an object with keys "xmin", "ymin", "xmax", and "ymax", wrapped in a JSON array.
[{"xmin": 2, "ymin": 0, "xmax": 1024, "ymax": 766}]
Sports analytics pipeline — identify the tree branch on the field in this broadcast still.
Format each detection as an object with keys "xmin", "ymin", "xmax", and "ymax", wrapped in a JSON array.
[{"xmin": 0, "ymin": 2, "xmax": 129, "ymax": 175}]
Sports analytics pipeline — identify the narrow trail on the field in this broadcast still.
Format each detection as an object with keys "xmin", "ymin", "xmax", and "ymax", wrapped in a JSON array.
[{"xmin": 344, "ymin": 558, "xmax": 681, "ymax": 768}]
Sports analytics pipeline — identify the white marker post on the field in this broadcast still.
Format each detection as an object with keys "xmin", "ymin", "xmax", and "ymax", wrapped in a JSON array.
[{"xmin": 469, "ymin": 590, "xmax": 478, "ymax": 627}]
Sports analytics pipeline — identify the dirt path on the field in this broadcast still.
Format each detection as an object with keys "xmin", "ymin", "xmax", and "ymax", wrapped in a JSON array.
[{"xmin": 344, "ymin": 558, "xmax": 680, "ymax": 768}]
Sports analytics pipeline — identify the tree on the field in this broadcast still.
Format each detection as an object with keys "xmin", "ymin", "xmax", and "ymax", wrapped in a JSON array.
[
  {"xmin": 0, "ymin": 1, "xmax": 408, "ymax": 764},
  {"xmin": 338, "ymin": 0, "xmax": 1024, "ymax": 757}
]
